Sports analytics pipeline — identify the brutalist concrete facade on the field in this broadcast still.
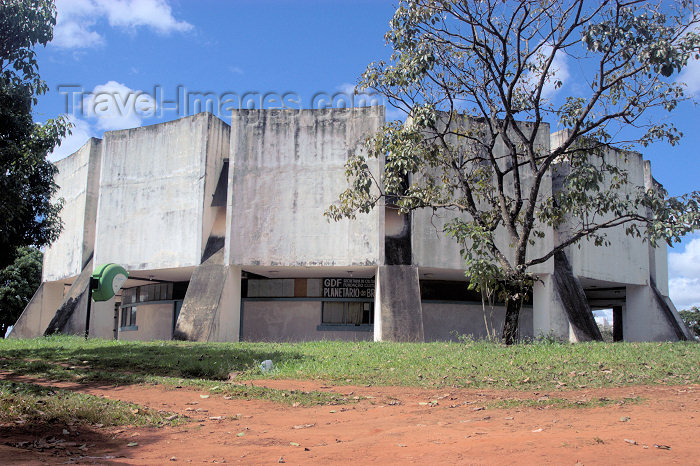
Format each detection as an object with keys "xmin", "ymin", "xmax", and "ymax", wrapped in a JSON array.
[{"xmin": 10, "ymin": 109, "xmax": 692, "ymax": 343}]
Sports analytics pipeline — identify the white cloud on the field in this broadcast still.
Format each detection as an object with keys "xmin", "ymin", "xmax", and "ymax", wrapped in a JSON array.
[
  {"xmin": 676, "ymin": 24, "xmax": 700, "ymax": 96},
  {"xmin": 228, "ymin": 66, "xmax": 244, "ymax": 75},
  {"xmin": 52, "ymin": 19, "xmax": 104, "ymax": 48},
  {"xmin": 669, "ymin": 236, "xmax": 700, "ymax": 309},
  {"xmin": 385, "ymin": 105, "xmax": 407, "ymax": 121},
  {"xmin": 336, "ymin": 83, "xmax": 357, "ymax": 95},
  {"xmin": 678, "ymin": 58, "xmax": 700, "ymax": 96},
  {"xmin": 53, "ymin": 0, "xmax": 192, "ymax": 49},
  {"xmin": 520, "ymin": 43, "xmax": 570, "ymax": 100},
  {"xmin": 48, "ymin": 81, "xmax": 158, "ymax": 161},
  {"xmin": 83, "ymin": 81, "xmax": 156, "ymax": 131},
  {"xmin": 48, "ymin": 116, "xmax": 93, "ymax": 162},
  {"xmin": 669, "ymin": 277, "xmax": 700, "ymax": 310},
  {"xmin": 669, "ymin": 236, "xmax": 700, "ymax": 278}
]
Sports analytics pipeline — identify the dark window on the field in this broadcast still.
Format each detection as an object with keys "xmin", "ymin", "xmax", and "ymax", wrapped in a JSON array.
[
  {"xmin": 322, "ymin": 302, "xmax": 373, "ymax": 325},
  {"xmin": 120, "ymin": 306, "xmax": 136, "ymax": 328}
]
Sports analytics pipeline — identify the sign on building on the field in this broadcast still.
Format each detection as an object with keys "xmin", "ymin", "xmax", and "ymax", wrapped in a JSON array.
[{"xmin": 322, "ymin": 278, "xmax": 375, "ymax": 299}]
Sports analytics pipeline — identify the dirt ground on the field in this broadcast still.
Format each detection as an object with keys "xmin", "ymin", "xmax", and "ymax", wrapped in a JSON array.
[{"xmin": 1, "ymin": 377, "xmax": 698, "ymax": 465}]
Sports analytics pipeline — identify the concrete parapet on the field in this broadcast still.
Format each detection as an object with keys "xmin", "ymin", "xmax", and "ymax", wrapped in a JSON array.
[
  {"xmin": 43, "ymin": 138, "xmax": 102, "ymax": 282},
  {"xmin": 94, "ymin": 113, "xmax": 229, "ymax": 272},
  {"xmin": 226, "ymin": 107, "xmax": 384, "ymax": 268}
]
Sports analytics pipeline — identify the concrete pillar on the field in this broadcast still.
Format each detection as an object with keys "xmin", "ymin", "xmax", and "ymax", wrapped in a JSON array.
[
  {"xmin": 373, "ymin": 265, "xmax": 424, "ymax": 342},
  {"xmin": 532, "ymin": 274, "xmax": 572, "ymax": 341},
  {"xmin": 625, "ymin": 284, "xmax": 681, "ymax": 341},
  {"xmin": 212, "ymin": 266, "xmax": 241, "ymax": 342},
  {"xmin": 90, "ymin": 298, "xmax": 117, "ymax": 339},
  {"xmin": 174, "ymin": 249, "xmax": 240, "ymax": 342}
]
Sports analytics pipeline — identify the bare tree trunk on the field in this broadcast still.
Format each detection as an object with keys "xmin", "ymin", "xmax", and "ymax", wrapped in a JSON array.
[{"xmin": 502, "ymin": 296, "xmax": 521, "ymax": 345}]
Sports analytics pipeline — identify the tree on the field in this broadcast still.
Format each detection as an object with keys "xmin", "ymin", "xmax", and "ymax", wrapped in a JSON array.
[
  {"xmin": 0, "ymin": 246, "xmax": 42, "ymax": 337},
  {"xmin": 327, "ymin": 0, "xmax": 700, "ymax": 343},
  {"xmin": 0, "ymin": 0, "xmax": 69, "ymax": 269},
  {"xmin": 679, "ymin": 306, "xmax": 700, "ymax": 337}
]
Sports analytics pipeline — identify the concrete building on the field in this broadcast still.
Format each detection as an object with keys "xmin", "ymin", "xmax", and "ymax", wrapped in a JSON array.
[{"xmin": 10, "ymin": 109, "xmax": 692, "ymax": 342}]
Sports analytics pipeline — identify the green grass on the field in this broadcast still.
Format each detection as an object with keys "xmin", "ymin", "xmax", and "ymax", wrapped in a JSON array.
[
  {"xmin": 0, "ymin": 380, "xmax": 179, "ymax": 427},
  {"xmin": 0, "ymin": 335, "xmax": 698, "ymax": 392},
  {"xmin": 487, "ymin": 395, "xmax": 643, "ymax": 410}
]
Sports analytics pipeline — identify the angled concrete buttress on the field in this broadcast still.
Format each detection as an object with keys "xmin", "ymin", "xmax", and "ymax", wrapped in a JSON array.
[
  {"xmin": 173, "ymin": 246, "xmax": 242, "ymax": 342},
  {"xmin": 43, "ymin": 257, "xmax": 93, "ymax": 336},
  {"xmin": 11, "ymin": 257, "xmax": 115, "ymax": 339},
  {"xmin": 552, "ymin": 251, "xmax": 603, "ymax": 341},
  {"xmin": 9, "ymin": 281, "xmax": 64, "ymax": 338}
]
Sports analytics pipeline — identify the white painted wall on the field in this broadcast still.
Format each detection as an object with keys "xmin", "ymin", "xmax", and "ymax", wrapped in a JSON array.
[
  {"xmin": 94, "ymin": 113, "xmax": 227, "ymax": 271},
  {"xmin": 226, "ymin": 107, "xmax": 385, "ymax": 267}
]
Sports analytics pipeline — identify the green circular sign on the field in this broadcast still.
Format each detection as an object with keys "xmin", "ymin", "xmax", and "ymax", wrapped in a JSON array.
[{"xmin": 91, "ymin": 263, "xmax": 129, "ymax": 302}]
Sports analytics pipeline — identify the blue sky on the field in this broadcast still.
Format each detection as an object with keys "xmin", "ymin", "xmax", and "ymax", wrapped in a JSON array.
[{"xmin": 33, "ymin": 0, "xmax": 700, "ymax": 309}]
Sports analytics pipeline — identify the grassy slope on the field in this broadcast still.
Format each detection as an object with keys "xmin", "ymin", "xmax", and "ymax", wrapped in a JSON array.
[{"xmin": 1, "ymin": 336, "xmax": 698, "ymax": 391}]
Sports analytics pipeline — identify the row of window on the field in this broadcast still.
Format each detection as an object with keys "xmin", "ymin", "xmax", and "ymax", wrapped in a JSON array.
[
  {"xmin": 121, "ymin": 301, "xmax": 374, "ymax": 332},
  {"xmin": 122, "ymin": 282, "xmax": 173, "ymax": 305}
]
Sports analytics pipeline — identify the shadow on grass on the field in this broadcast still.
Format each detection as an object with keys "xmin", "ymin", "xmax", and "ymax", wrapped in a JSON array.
[{"xmin": 0, "ymin": 340, "xmax": 308, "ymax": 383}]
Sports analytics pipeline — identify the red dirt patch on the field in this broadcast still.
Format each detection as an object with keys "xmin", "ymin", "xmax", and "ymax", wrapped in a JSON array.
[{"xmin": 1, "ymin": 377, "xmax": 698, "ymax": 464}]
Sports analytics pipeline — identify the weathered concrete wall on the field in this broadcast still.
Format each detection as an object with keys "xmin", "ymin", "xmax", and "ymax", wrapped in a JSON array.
[
  {"xmin": 412, "ymin": 118, "xmax": 554, "ymax": 275},
  {"xmin": 226, "ymin": 107, "xmax": 385, "ymax": 267},
  {"xmin": 422, "ymin": 302, "xmax": 533, "ymax": 341},
  {"xmin": 552, "ymin": 136, "xmax": 648, "ymax": 285},
  {"xmin": 118, "ymin": 302, "xmax": 173, "ymax": 341},
  {"xmin": 94, "ymin": 113, "xmax": 228, "ymax": 271},
  {"xmin": 43, "ymin": 139, "xmax": 102, "ymax": 282},
  {"xmin": 240, "ymin": 300, "xmax": 372, "ymax": 342},
  {"xmin": 8, "ymin": 282, "xmax": 64, "ymax": 338}
]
